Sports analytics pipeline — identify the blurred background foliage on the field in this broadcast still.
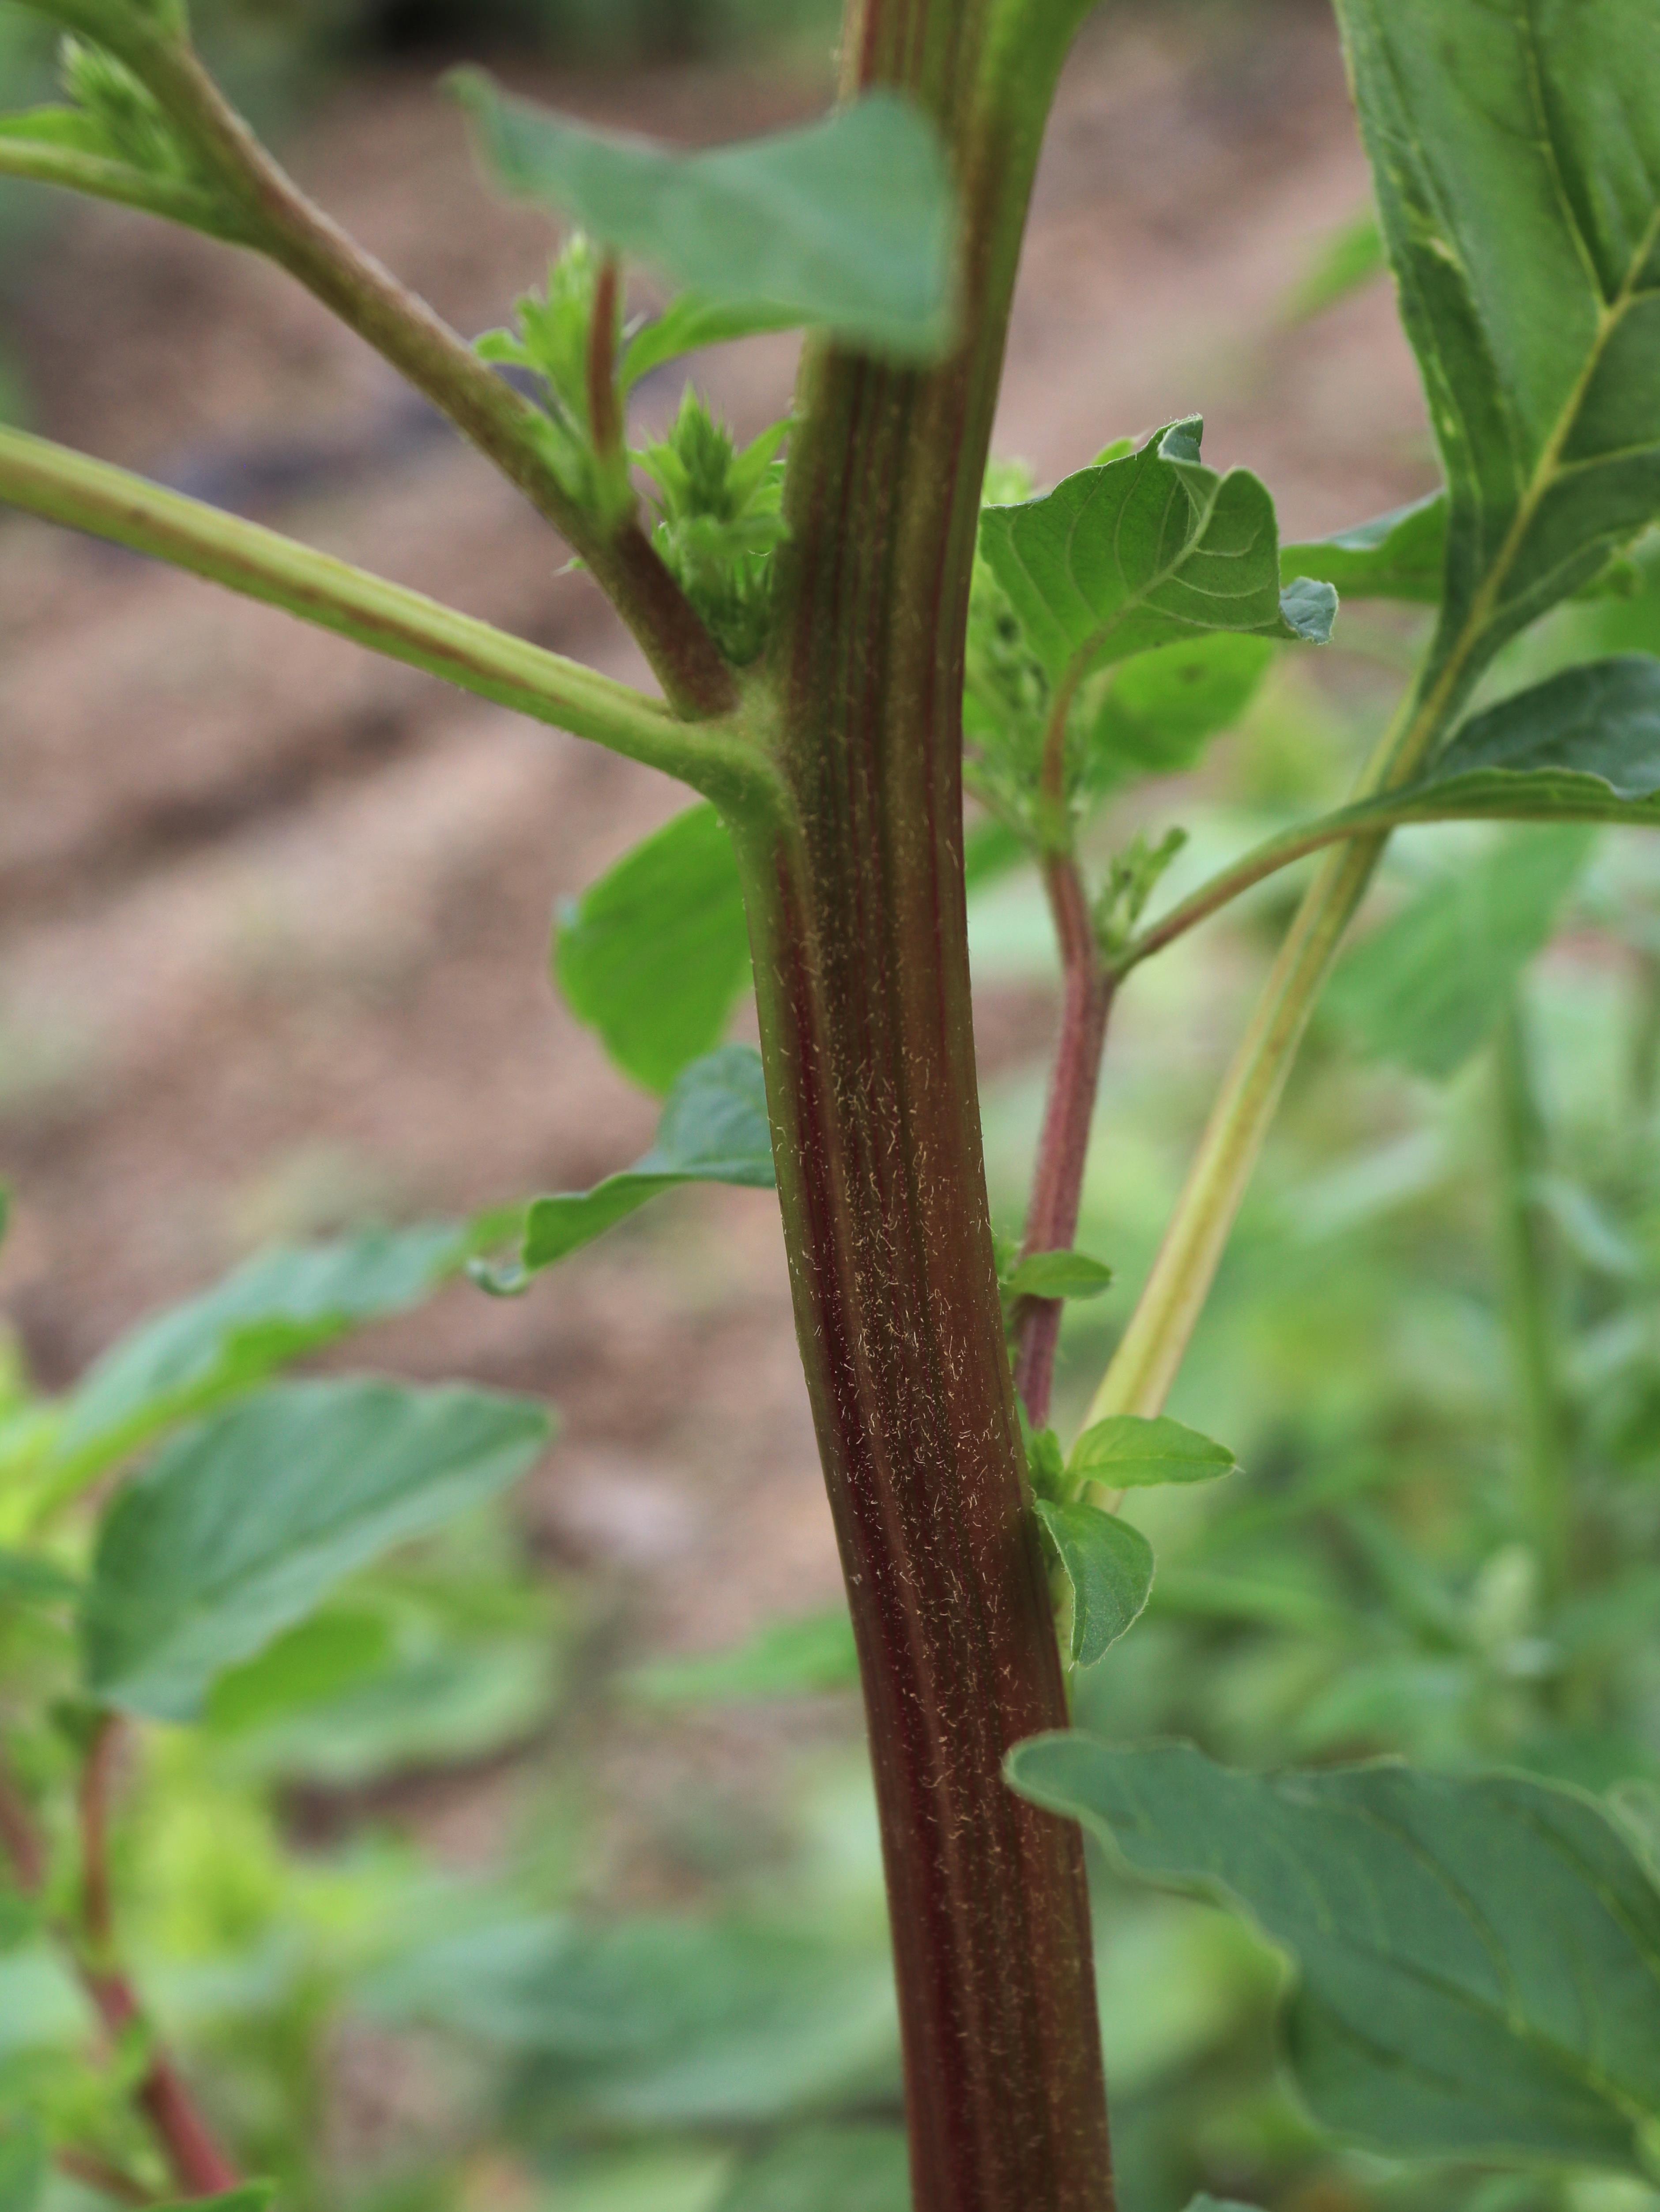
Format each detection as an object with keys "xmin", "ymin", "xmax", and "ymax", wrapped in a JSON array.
[{"xmin": 4, "ymin": 4, "xmax": 1658, "ymax": 2212}]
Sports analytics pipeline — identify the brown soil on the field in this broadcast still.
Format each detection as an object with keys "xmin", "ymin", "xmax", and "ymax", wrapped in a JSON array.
[{"xmin": 0, "ymin": 4, "xmax": 1428, "ymax": 1871}]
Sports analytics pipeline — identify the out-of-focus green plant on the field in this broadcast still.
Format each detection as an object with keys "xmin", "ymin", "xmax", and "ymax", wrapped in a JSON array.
[{"xmin": 6, "ymin": 3, "xmax": 1660, "ymax": 2211}]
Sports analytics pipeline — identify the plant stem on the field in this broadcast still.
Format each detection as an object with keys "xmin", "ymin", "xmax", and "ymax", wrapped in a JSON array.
[
  {"xmin": 1013, "ymin": 854, "xmax": 1115, "ymax": 1428},
  {"xmin": 0, "ymin": 1736, "xmax": 242, "ymax": 2197},
  {"xmin": 14, "ymin": 0, "xmax": 734, "ymax": 716},
  {"xmin": 738, "ymin": 5, "xmax": 1110, "ymax": 2208},
  {"xmin": 1492, "ymin": 998, "xmax": 1570, "ymax": 1598},
  {"xmin": 0, "ymin": 426, "xmax": 776, "ymax": 816}
]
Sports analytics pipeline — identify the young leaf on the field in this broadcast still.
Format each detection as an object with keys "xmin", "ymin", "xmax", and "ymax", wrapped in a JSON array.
[
  {"xmin": 1003, "ymin": 1251, "xmax": 1113, "ymax": 1302},
  {"xmin": 978, "ymin": 420, "xmax": 1336, "ymax": 699},
  {"xmin": 1006, "ymin": 1738, "xmax": 1660, "ymax": 2171},
  {"xmin": 621, "ymin": 294, "xmax": 802, "ymax": 392},
  {"xmin": 1067, "ymin": 1413, "xmax": 1238, "ymax": 1489},
  {"xmin": 47, "ymin": 1221, "xmax": 470, "ymax": 1494},
  {"xmin": 492, "ymin": 1046, "xmax": 776, "ymax": 1287},
  {"xmin": 1033, "ymin": 1500, "xmax": 1153, "ymax": 1668},
  {"xmin": 716, "ymin": 2127, "xmax": 910, "ymax": 2212},
  {"xmin": 1328, "ymin": 826, "xmax": 1595, "ymax": 1080},
  {"xmin": 1280, "ymin": 493, "xmax": 1446, "ymax": 606},
  {"xmin": 1336, "ymin": 0, "xmax": 1660, "ymax": 681},
  {"xmin": 628, "ymin": 1608, "xmax": 858, "ymax": 1704},
  {"xmin": 455, "ymin": 80, "xmax": 957, "ymax": 365},
  {"xmin": 553, "ymin": 804, "xmax": 751, "ymax": 1095},
  {"xmin": 81, "ymin": 1379, "xmax": 553, "ymax": 1720}
]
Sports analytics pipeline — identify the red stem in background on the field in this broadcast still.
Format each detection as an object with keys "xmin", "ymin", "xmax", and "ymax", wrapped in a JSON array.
[
  {"xmin": 1013, "ymin": 853, "xmax": 1115, "ymax": 1429},
  {"xmin": 55, "ymin": 2148, "xmax": 157, "ymax": 2205},
  {"xmin": 0, "ymin": 1735, "xmax": 242, "ymax": 2197}
]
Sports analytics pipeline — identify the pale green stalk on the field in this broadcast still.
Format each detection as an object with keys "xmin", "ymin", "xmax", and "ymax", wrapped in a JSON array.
[{"xmin": 0, "ymin": 426, "xmax": 775, "ymax": 812}]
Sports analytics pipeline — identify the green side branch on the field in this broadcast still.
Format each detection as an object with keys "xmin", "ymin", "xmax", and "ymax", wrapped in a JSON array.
[{"xmin": 0, "ymin": 427, "xmax": 775, "ymax": 812}]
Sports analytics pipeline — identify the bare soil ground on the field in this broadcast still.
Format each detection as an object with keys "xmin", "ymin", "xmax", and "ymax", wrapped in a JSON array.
[{"xmin": 0, "ymin": 3, "xmax": 1429, "ymax": 1869}]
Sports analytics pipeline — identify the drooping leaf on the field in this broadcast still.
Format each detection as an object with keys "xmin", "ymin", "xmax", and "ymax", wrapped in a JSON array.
[
  {"xmin": 369, "ymin": 1914, "xmax": 898, "ymax": 2128},
  {"xmin": 47, "ymin": 1221, "xmax": 470, "ymax": 1495},
  {"xmin": 621, "ymin": 294, "xmax": 803, "ymax": 390},
  {"xmin": 1281, "ymin": 493, "xmax": 1446, "ymax": 605},
  {"xmin": 1328, "ymin": 826, "xmax": 1595, "ymax": 1079},
  {"xmin": 629, "ymin": 1608, "xmax": 858, "ymax": 1704},
  {"xmin": 455, "ymin": 79, "xmax": 956, "ymax": 363},
  {"xmin": 715, "ymin": 2127, "xmax": 910, "ymax": 2212},
  {"xmin": 492, "ymin": 1047, "xmax": 775, "ymax": 1287},
  {"xmin": 1088, "ymin": 632, "xmax": 1276, "ymax": 786},
  {"xmin": 1067, "ymin": 1414, "xmax": 1238, "ymax": 1489},
  {"xmin": 979, "ymin": 420, "xmax": 1336, "ymax": 694},
  {"xmin": 553, "ymin": 805, "xmax": 752, "ymax": 1094},
  {"xmin": 1334, "ymin": 0, "xmax": 1660, "ymax": 682},
  {"xmin": 1007, "ymin": 1738, "xmax": 1660, "ymax": 2171},
  {"xmin": 82, "ymin": 1379, "xmax": 553, "ymax": 1720},
  {"xmin": 1003, "ymin": 1250, "xmax": 1114, "ymax": 1302},
  {"xmin": 1033, "ymin": 1501, "xmax": 1153, "ymax": 1667}
]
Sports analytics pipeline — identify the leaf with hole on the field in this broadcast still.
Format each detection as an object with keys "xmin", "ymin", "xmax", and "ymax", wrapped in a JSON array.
[
  {"xmin": 1067, "ymin": 1414, "xmax": 1238, "ymax": 1489},
  {"xmin": 489, "ymin": 1047, "xmax": 775, "ymax": 1287},
  {"xmin": 1335, "ymin": 0, "xmax": 1660, "ymax": 683},
  {"xmin": 1089, "ymin": 633, "xmax": 1276, "ymax": 789},
  {"xmin": 456, "ymin": 79, "xmax": 957, "ymax": 363},
  {"xmin": 1007, "ymin": 1738, "xmax": 1660, "ymax": 2171},
  {"xmin": 82, "ymin": 1379, "xmax": 553, "ymax": 1720},
  {"xmin": 1328, "ymin": 826, "xmax": 1595, "ymax": 1079},
  {"xmin": 1034, "ymin": 1501, "xmax": 1153, "ymax": 1667},
  {"xmin": 553, "ymin": 803, "xmax": 751, "ymax": 1094}
]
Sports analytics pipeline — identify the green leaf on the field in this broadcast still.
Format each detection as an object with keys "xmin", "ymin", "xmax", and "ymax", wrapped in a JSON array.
[
  {"xmin": 1285, "ymin": 203, "xmax": 1386, "ymax": 323},
  {"xmin": 715, "ymin": 2127, "xmax": 910, "ymax": 2212},
  {"xmin": 1280, "ymin": 493, "xmax": 1446, "ymax": 606},
  {"xmin": 1378, "ymin": 655, "xmax": 1660, "ymax": 829},
  {"xmin": 1335, "ymin": 0, "xmax": 1660, "ymax": 683},
  {"xmin": 1328, "ymin": 826, "xmax": 1595, "ymax": 1079},
  {"xmin": 370, "ymin": 1915, "xmax": 898, "ymax": 2127},
  {"xmin": 48, "ymin": 1221, "xmax": 469, "ymax": 1493},
  {"xmin": 1003, "ymin": 1250, "xmax": 1114, "ymax": 1302},
  {"xmin": 0, "ymin": 2118, "xmax": 44, "ymax": 2212},
  {"xmin": 1089, "ymin": 632, "xmax": 1276, "ymax": 785},
  {"xmin": 455, "ymin": 79, "xmax": 956, "ymax": 364},
  {"xmin": 979, "ymin": 420, "xmax": 1335, "ymax": 696},
  {"xmin": 1067, "ymin": 1413, "xmax": 1238, "ymax": 1489},
  {"xmin": 621, "ymin": 294, "xmax": 802, "ymax": 391},
  {"xmin": 496, "ymin": 1047, "xmax": 775, "ymax": 1286},
  {"xmin": 627, "ymin": 1608, "xmax": 858, "ymax": 1704},
  {"xmin": 81, "ymin": 1378, "xmax": 553, "ymax": 1720},
  {"xmin": 1033, "ymin": 1500, "xmax": 1153, "ymax": 1667},
  {"xmin": 554, "ymin": 805, "xmax": 751, "ymax": 1095},
  {"xmin": 151, "ymin": 2190, "xmax": 274, "ymax": 2212},
  {"xmin": 1006, "ymin": 1738, "xmax": 1660, "ymax": 2171},
  {"xmin": 0, "ymin": 1548, "xmax": 79, "ymax": 1604}
]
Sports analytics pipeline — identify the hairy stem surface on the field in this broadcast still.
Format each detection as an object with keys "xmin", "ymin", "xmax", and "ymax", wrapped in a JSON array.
[{"xmin": 739, "ymin": 6, "xmax": 1110, "ymax": 2208}]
